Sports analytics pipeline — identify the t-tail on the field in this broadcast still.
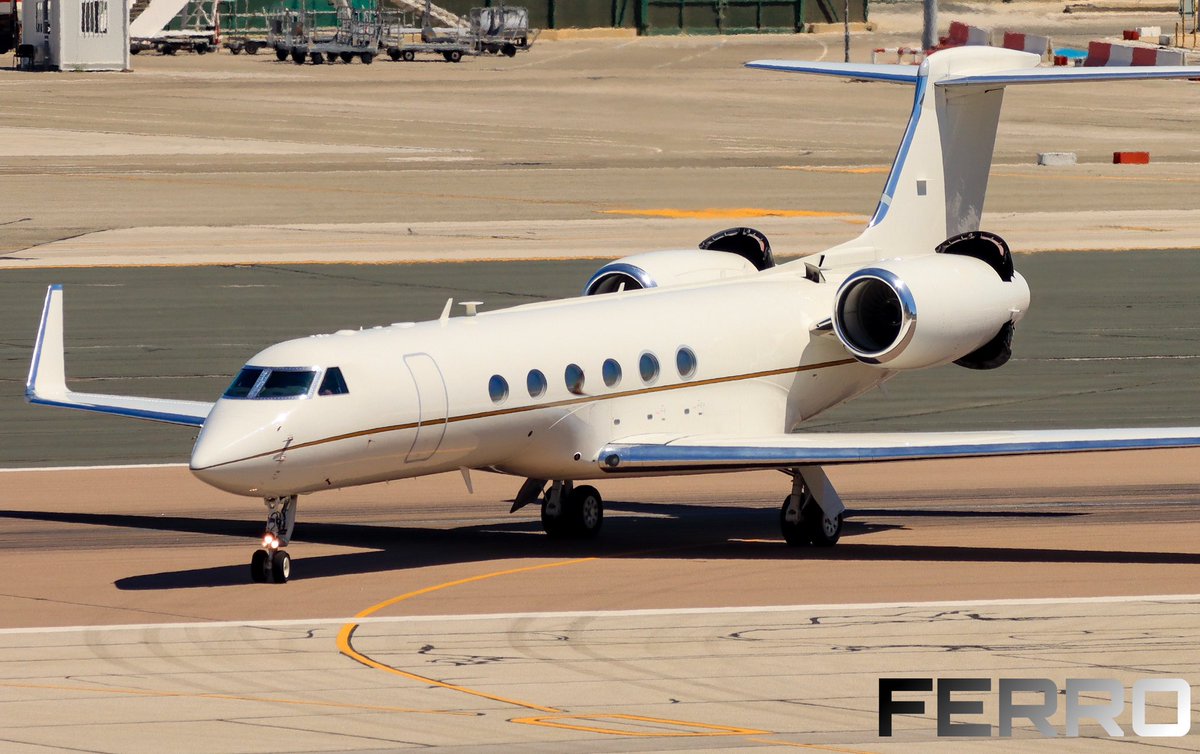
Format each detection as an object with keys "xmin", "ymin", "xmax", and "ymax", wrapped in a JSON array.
[{"xmin": 748, "ymin": 47, "xmax": 1197, "ymax": 260}]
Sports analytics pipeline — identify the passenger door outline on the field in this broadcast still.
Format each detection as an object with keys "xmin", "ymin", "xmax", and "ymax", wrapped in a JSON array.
[{"xmin": 403, "ymin": 353, "xmax": 448, "ymax": 463}]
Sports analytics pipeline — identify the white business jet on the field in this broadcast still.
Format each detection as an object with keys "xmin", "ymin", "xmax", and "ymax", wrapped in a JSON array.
[{"xmin": 27, "ymin": 47, "xmax": 1200, "ymax": 583}]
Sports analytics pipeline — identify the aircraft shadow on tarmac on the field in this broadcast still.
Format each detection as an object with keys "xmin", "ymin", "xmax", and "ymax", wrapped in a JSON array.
[{"xmin": 6, "ymin": 500, "xmax": 1196, "ymax": 590}]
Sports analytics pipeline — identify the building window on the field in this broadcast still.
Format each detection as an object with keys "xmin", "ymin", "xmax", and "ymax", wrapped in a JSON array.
[
  {"xmin": 676, "ymin": 347, "xmax": 697, "ymax": 379},
  {"xmin": 81, "ymin": 0, "xmax": 109, "ymax": 36},
  {"xmin": 564, "ymin": 363, "xmax": 585, "ymax": 395},
  {"xmin": 488, "ymin": 375, "xmax": 509, "ymax": 404},
  {"xmin": 602, "ymin": 358, "xmax": 622, "ymax": 388},
  {"xmin": 639, "ymin": 352, "xmax": 660, "ymax": 385}
]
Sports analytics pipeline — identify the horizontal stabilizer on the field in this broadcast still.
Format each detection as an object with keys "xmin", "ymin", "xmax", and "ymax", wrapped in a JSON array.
[
  {"xmin": 939, "ymin": 65, "xmax": 1199, "ymax": 87},
  {"xmin": 746, "ymin": 58, "xmax": 1196, "ymax": 88},
  {"xmin": 600, "ymin": 428, "xmax": 1200, "ymax": 473},
  {"xmin": 746, "ymin": 60, "xmax": 919, "ymax": 84},
  {"xmin": 26, "ymin": 285, "xmax": 213, "ymax": 427}
]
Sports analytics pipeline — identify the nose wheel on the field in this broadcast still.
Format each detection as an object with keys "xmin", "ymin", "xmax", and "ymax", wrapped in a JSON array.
[
  {"xmin": 251, "ymin": 495, "xmax": 297, "ymax": 583},
  {"xmin": 250, "ymin": 548, "xmax": 291, "ymax": 583}
]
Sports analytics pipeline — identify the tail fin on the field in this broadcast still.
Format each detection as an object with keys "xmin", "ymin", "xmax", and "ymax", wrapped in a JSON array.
[{"xmin": 749, "ymin": 48, "xmax": 1197, "ymax": 259}]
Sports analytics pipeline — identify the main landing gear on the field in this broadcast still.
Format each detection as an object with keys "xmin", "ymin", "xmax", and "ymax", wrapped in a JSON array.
[
  {"xmin": 538, "ymin": 480, "xmax": 603, "ymax": 539},
  {"xmin": 252, "ymin": 494, "xmax": 297, "ymax": 583},
  {"xmin": 779, "ymin": 466, "xmax": 845, "ymax": 547}
]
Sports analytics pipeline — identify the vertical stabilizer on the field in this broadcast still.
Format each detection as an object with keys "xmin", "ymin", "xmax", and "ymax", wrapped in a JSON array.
[
  {"xmin": 749, "ymin": 49, "xmax": 1198, "ymax": 262},
  {"xmin": 857, "ymin": 47, "xmax": 1039, "ymax": 258}
]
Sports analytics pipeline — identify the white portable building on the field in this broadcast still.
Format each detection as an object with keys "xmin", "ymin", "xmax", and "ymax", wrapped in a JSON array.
[{"xmin": 22, "ymin": 0, "xmax": 131, "ymax": 71}]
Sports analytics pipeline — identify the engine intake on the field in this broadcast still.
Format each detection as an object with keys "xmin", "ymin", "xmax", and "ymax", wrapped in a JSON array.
[
  {"xmin": 834, "ymin": 268, "xmax": 916, "ymax": 362},
  {"xmin": 831, "ymin": 254, "xmax": 1029, "ymax": 371},
  {"xmin": 583, "ymin": 247, "xmax": 761, "ymax": 296}
]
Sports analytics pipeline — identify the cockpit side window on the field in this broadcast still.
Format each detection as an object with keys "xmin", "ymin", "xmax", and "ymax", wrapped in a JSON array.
[
  {"xmin": 223, "ymin": 367, "xmax": 265, "ymax": 399},
  {"xmin": 257, "ymin": 369, "xmax": 317, "ymax": 399},
  {"xmin": 318, "ymin": 367, "xmax": 349, "ymax": 396}
]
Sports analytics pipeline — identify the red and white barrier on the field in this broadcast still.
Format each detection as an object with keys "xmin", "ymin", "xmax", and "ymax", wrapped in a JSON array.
[
  {"xmin": 1086, "ymin": 41, "xmax": 1186, "ymax": 67},
  {"xmin": 933, "ymin": 20, "xmax": 991, "ymax": 51},
  {"xmin": 1131, "ymin": 46, "xmax": 1185, "ymax": 65},
  {"xmin": 1085, "ymin": 41, "xmax": 1131, "ymax": 66},
  {"xmin": 871, "ymin": 46, "xmax": 921, "ymax": 65},
  {"xmin": 1001, "ymin": 31, "xmax": 1052, "ymax": 58}
]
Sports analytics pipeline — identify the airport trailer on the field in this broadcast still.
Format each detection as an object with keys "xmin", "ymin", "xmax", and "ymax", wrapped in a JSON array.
[
  {"xmin": 130, "ymin": 30, "xmax": 217, "ymax": 55},
  {"xmin": 270, "ymin": 6, "xmax": 381, "ymax": 64},
  {"xmin": 385, "ymin": 5, "xmax": 535, "ymax": 62}
]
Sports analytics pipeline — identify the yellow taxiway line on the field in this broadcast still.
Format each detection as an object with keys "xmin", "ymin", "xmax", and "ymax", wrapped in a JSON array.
[
  {"xmin": 337, "ymin": 558, "xmax": 596, "ymax": 714},
  {"xmin": 335, "ymin": 557, "xmax": 883, "ymax": 751}
]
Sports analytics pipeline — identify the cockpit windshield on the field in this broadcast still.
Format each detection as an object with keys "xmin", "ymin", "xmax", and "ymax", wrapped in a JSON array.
[
  {"xmin": 258, "ymin": 369, "xmax": 317, "ymax": 398},
  {"xmin": 223, "ymin": 367, "xmax": 264, "ymax": 398},
  {"xmin": 223, "ymin": 366, "xmax": 322, "ymax": 400}
]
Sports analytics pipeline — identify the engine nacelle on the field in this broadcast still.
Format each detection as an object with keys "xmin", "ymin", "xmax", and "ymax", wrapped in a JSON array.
[
  {"xmin": 583, "ymin": 249, "xmax": 759, "ymax": 296},
  {"xmin": 831, "ymin": 254, "xmax": 1030, "ymax": 371}
]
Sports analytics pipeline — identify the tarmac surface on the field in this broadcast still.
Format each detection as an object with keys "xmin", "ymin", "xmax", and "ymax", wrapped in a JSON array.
[{"xmin": 2, "ymin": 13, "xmax": 1200, "ymax": 751}]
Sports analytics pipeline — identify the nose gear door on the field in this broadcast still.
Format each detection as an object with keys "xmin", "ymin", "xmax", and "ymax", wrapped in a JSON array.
[{"xmin": 403, "ymin": 353, "xmax": 448, "ymax": 463}]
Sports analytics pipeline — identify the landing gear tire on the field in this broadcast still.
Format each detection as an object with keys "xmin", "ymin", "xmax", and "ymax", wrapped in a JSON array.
[
  {"xmin": 270, "ymin": 550, "xmax": 291, "ymax": 582},
  {"xmin": 250, "ymin": 549, "xmax": 269, "ymax": 583},
  {"xmin": 252, "ymin": 495, "xmax": 298, "ymax": 583},
  {"xmin": 541, "ymin": 502, "xmax": 571, "ymax": 539},
  {"xmin": 804, "ymin": 500, "xmax": 842, "ymax": 547},
  {"xmin": 541, "ymin": 483, "xmax": 603, "ymax": 539},
  {"xmin": 780, "ymin": 493, "xmax": 843, "ymax": 547},
  {"xmin": 570, "ymin": 485, "xmax": 603, "ymax": 539},
  {"xmin": 780, "ymin": 494, "xmax": 808, "ymax": 546}
]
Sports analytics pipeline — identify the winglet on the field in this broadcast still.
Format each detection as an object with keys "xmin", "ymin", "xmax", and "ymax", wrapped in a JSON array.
[
  {"xmin": 26, "ymin": 284, "xmax": 68, "ymax": 402},
  {"xmin": 24, "ymin": 285, "xmax": 214, "ymax": 427}
]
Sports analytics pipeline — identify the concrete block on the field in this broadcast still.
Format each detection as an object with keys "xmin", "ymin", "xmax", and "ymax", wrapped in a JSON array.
[{"xmin": 1038, "ymin": 152, "xmax": 1077, "ymax": 166}]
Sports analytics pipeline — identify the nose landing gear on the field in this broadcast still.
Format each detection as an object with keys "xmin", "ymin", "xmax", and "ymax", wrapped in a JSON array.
[{"xmin": 251, "ymin": 495, "xmax": 297, "ymax": 583}]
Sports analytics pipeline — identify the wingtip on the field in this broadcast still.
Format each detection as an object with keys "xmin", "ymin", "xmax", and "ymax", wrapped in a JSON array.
[{"xmin": 27, "ymin": 284, "xmax": 67, "ymax": 401}]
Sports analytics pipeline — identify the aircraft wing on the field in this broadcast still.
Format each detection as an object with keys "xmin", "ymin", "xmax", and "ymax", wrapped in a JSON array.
[
  {"xmin": 598, "ymin": 428, "xmax": 1200, "ymax": 473},
  {"xmin": 25, "ymin": 285, "xmax": 213, "ymax": 427}
]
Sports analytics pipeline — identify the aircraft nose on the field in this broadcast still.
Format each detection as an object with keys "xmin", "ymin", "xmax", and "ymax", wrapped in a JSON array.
[{"xmin": 189, "ymin": 412, "xmax": 273, "ymax": 496}]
